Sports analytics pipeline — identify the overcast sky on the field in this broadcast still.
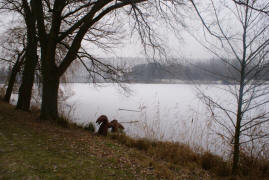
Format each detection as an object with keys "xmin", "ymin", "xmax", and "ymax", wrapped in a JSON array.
[
  {"xmin": 106, "ymin": 0, "xmax": 269, "ymax": 61},
  {"xmin": 1, "ymin": 0, "xmax": 266, "ymax": 63},
  {"xmin": 106, "ymin": 30, "xmax": 213, "ymax": 60},
  {"xmin": 82, "ymin": 1, "xmax": 217, "ymax": 61},
  {"xmin": 0, "ymin": 1, "xmax": 215, "ymax": 62}
]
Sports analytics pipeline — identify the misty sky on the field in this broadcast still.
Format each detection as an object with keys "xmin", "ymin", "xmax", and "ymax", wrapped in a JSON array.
[
  {"xmin": 0, "ymin": 0, "xmax": 263, "ymax": 62},
  {"xmin": 88, "ymin": 0, "xmax": 232, "ymax": 61},
  {"xmin": 104, "ymin": 0, "xmax": 267, "ymax": 61},
  {"xmin": 82, "ymin": 1, "xmax": 218, "ymax": 61},
  {"xmin": 108, "ymin": 30, "xmax": 213, "ymax": 60},
  {"xmin": 0, "ymin": 1, "xmax": 221, "ymax": 61}
]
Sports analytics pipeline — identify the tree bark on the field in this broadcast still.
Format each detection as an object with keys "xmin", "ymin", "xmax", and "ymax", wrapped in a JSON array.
[
  {"xmin": 40, "ymin": 64, "xmax": 60, "ymax": 120},
  {"xmin": 16, "ymin": 0, "xmax": 38, "ymax": 111},
  {"xmin": 232, "ymin": 75, "xmax": 245, "ymax": 174},
  {"xmin": 232, "ymin": 2, "xmax": 248, "ymax": 173},
  {"xmin": 4, "ymin": 52, "xmax": 25, "ymax": 103},
  {"xmin": 232, "ymin": 91, "xmax": 243, "ymax": 174},
  {"xmin": 16, "ymin": 43, "xmax": 38, "ymax": 111}
]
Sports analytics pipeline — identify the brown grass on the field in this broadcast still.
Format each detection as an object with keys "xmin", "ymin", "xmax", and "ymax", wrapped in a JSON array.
[
  {"xmin": 110, "ymin": 132, "xmax": 269, "ymax": 180},
  {"xmin": 0, "ymin": 100, "xmax": 209, "ymax": 179},
  {"xmin": 0, "ymin": 85, "xmax": 5, "ymax": 99},
  {"xmin": 1, "ymin": 100, "xmax": 269, "ymax": 180}
]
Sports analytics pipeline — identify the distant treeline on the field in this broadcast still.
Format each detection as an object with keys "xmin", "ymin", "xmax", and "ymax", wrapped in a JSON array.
[
  {"xmin": 124, "ymin": 59, "xmax": 269, "ymax": 83},
  {"xmin": 1, "ymin": 58, "xmax": 269, "ymax": 84}
]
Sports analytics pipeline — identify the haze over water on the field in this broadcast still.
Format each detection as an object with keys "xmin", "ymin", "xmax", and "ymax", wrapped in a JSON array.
[{"xmin": 64, "ymin": 83, "xmax": 233, "ymax": 155}]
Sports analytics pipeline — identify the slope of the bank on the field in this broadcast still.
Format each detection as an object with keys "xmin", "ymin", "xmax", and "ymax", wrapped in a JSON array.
[{"xmin": 0, "ymin": 101, "xmax": 213, "ymax": 180}]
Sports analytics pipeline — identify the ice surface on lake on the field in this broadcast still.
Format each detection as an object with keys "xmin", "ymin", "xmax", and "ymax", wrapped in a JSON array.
[
  {"xmin": 64, "ymin": 83, "xmax": 235, "ymax": 155},
  {"xmin": 3, "ymin": 82, "xmax": 268, "ymax": 156}
]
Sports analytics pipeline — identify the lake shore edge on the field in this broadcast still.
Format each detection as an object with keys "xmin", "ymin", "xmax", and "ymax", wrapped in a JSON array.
[{"xmin": 0, "ymin": 100, "xmax": 268, "ymax": 180}]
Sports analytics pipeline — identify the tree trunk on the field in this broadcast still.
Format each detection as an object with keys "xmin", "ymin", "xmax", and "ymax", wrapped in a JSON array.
[
  {"xmin": 4, "ymin": 52, "xmax": 24, "ymax": 103},
  {"xmin": 232, "ymin": 113, "xmax": 242, "ymax": 174},
  {"xmin": 40, "ymin": 66, "xmax": 60, "ymax": 120},
  {"xmin": 232, "ymin": 63, "xmax": 246, "ymax": 174},
  {"xmin": 16, "ymin": 50, "xmax": 38, "ymax": 111},
  {"xmin": 16, "ymin": 0, "xmax": 38, "ymax": 111},
  {"xmin": 232, "ymin": 4, "xmax": 248, "ymax": 173}
]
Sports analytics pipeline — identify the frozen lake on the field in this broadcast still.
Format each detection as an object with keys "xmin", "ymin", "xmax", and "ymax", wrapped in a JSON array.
[
  {"xmin": 6, "ymin": 82, "xmax": 268, "ymax": 156},
  {"xmin": 62, "ymin": 83, "xmax": 234, "ymax": 155}
]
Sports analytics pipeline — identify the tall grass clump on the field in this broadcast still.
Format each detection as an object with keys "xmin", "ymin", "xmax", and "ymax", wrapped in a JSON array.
[
  {"xmin": 53, "ymin": 86, "xmax": 77, "ymax": 128},
  {"xmin": 134, "ymin": 97, "xmax": 218, "ymax": 153},
  {"xmin": 110, "ymin": 132, "xmax": 269, "ymax": 178},
  {"xmin": 0, "ymin": 86, "xmax": 5, "ymax": 99},
  {"xmin": 84, "ymin": 122, "xmax": 96, "ymax": 133},
  {"xmin": 200, "ymin": 152, "xmax": 230, "ymax": 177},
  {"xmin": 110, "ymin": 133, "xmax": 200, "ymax": 165},
  {"xmin": 55, "ymin": 114, "xmax": 74, "ymax": 128},
  {"xmin": 110, "ymin": 101, "xmax": 269, "ymax": 179},
  {"xmin": 238, "ymin": 151, "xmax": 269, "ymax": 178}
]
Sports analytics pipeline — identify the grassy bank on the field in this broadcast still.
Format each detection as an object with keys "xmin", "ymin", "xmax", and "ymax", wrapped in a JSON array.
[{"xmin": 0, "ymin": 100, "xmax": 268, "ymax": 179}]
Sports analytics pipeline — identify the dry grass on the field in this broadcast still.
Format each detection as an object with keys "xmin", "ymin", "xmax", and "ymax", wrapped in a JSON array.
[
  {"xmin": 110, "ymin": 133, "xmax": 204, "ymax": 175},
  {"xmin": 0, "ymin": 100, "xmax": 209, "ymax": 179},
  {"xmin": 0, "ymin": 85, "xmax": 5, "ymax": 99},
  {"xmin": 84, "ymin": 122, "xmax": 96, "ymax": 132},
  {"xmin": 238, "ymin": 152, "xmax": 269, "ymax": 178},
  {"xmin": 200, "ymin": 152, "xmax": 230, "ymax": 177},
  {"xmin": 1, "ymin": 100, "xmax": 269, "ymax": 180},
  {"xmin": 110, "ymin": 133, "xmax": 269, "ymax": 180}
]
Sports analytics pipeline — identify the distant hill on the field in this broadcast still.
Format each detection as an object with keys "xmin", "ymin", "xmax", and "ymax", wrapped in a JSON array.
[{"xmin": 2, "ymin": 57, "xmax": 269, "ymax": 84}]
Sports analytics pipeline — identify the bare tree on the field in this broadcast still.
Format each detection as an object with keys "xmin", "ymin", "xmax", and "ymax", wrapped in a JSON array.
[
  {"xmin": 0, "ymin": 0, "xmax": 39, "ymax": 111},
  {"xmin": 26, "ymin": 0, "xmax": 184, "ymax": 120},
  {"xmin": 232, "ymin": 0, "xmax": 269, "ymax": 15},
  {"xmin": 4, "ymin": 49, "xmax": 25, "ymax": 102},
  {"xmin": 0, "ymin": 24, "xmax": 26, "ymax": 102},
  {"xmin": 189, "ymin": 0, "xmax": 269, "ymax": 174},
  {"xmin": 15, "ymin": 0, "xmax": 38, "ymax": 111}
]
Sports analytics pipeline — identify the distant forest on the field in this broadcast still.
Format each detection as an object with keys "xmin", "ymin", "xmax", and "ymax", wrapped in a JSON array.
[
  {"xmin": 125, "ymin": 59, "xmax": 269, "ymax": 84},
  {"xmin": 1, "ymin": 58, "xmax": 269, "ymax": 84}
]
